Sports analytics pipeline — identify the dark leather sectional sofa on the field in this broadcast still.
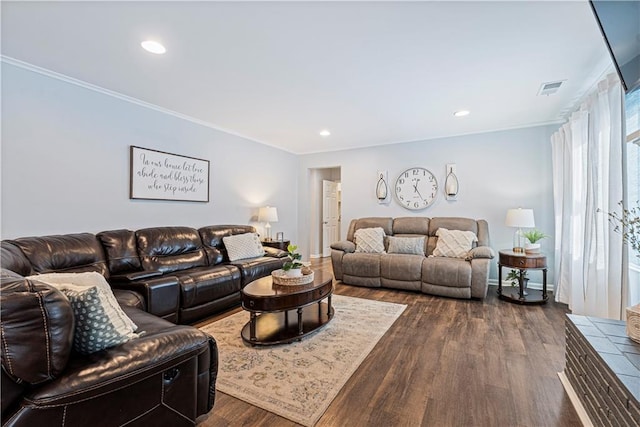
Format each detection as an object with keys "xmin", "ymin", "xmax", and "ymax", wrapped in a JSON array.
[{"xmin": 0, "ymin": 224, "xmax": 287, "ymax": 426}]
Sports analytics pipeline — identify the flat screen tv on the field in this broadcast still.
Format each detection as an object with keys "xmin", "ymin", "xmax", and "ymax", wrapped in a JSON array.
[{"xmin": 590, "ymin": 0, "xmax": 640, "ymax": 93}]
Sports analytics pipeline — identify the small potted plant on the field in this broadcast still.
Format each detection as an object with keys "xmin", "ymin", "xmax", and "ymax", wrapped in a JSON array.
[
  {"xmin": 522, "ymin": 229, "xmax": 548, "ymax": 254},
  {"xmin": 282, "ymin": 244, "xmax": 304, "ymax": 277},
  {"xmin": 507, "ymin": 269, "xmax": 529, "ymax": 295}
]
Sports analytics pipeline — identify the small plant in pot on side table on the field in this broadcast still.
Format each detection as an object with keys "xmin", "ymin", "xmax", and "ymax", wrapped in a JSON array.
[
  {"xmin": 522, "ymin": 229, "xmax": 548, "ymax": 254},
  {"xmin": 506, "ymin": 269, "xmax": 530, "ymax": 296}
]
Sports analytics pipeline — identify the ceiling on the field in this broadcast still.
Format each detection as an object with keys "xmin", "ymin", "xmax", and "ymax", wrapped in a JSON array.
[{"xmin": 1, "ymin": 1, "xmax": 613, "ymax": 154}]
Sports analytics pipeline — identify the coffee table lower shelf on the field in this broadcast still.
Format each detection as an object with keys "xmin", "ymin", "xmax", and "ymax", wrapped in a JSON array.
[{"xmin": 241, "ymin": 302, "xmax": 334, "ymax": 346}]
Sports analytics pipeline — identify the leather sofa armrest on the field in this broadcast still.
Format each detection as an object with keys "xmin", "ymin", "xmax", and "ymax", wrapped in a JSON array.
[
  {"xmin": 263, "ymin": 247, "xmax": 288, "ymax": 258},
  {"xmin": 110, "ymin": 276, "xmax": 180, "ymax": 323},
  {"xmin": 110, "ymin": 270, "xmax": 163, "ymax": 282},
  {"xmin": 466, "ymin": 246, "xmax": 495, "ymax": 260},
  {"xmin": 330, "ymin": 241, "xmax": 356, "ymax": 253}
]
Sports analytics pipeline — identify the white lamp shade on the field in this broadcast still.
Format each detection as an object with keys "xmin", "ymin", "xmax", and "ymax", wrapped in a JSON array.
[
  {"xmin": 505, "ymin": 208, "xmax": 535, "ymax": 228},
  {"xmin": 258, "ymin": 206, "xmax": 278, "ymax": 223}
]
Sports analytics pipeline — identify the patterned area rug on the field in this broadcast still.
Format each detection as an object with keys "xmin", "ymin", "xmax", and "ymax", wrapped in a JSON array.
[{"xmin": 199, "ymin": 295, "xmax": 406, "ymax": 426}]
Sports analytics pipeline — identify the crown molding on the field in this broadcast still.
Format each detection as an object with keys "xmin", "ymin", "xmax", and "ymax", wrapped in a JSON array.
[{"xmin": 1, "ymin": 55, "xmax": 296, "ymax": 154}]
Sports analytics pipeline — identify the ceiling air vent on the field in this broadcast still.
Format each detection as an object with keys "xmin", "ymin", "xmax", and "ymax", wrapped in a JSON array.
[{"xmin": 538, "ymin": 80, "xmax": 565, "ymax": 96}]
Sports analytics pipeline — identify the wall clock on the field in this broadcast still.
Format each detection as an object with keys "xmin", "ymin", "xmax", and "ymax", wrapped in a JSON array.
[{"xmin": 394, "ymin": 167, "xmax": 438, "ymax": 210}]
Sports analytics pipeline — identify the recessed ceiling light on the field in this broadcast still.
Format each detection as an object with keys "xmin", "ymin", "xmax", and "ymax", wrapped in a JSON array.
[
  {"xmin": 319, "ymin": 130, "xmax": 331, "ymax": 137},
  {"xmin": 141, "ymin": 40, "xmax": 166, "ymax": 54},
  {"xmin": 453, "ymin": 110, "xmax": 470, "ymax": 117}
]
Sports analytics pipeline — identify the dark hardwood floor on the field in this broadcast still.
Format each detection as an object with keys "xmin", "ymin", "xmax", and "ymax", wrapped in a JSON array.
[{"xmin": 198, "ymin": 258, "xmax": 581, "ymax": 427}]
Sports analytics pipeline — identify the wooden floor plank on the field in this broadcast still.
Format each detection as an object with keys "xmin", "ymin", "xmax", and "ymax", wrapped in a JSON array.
[{"xmin": 197, "ymin": 258, "xmax": 580, "ymax": 426}]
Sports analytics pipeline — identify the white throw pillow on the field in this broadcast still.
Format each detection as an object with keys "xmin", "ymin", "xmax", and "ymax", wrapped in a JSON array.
[
  {"xmin": 354, "ymin": 227, "xmax": 386, "ymax": 253},
  {"xmin": 387, "ymin": 236, "xmax": 425, "ymax": 255},
  {"xmin": 27, "ymin": 272, "xmax": 139, "ymax": 354},
  {"xmin": 223, "ymin": 232, "xmax": 265, "ymax": 261},
  {"xmin": 432, "ymin": 228, "xmax": 478, "ymax": 258},
  {"xmin": 28, "ymin": 272, "xmax": 138, "ymax": 332}
]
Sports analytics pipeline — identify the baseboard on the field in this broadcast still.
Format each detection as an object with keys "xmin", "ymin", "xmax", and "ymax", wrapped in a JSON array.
[
  {"xmin": 557, "ymin": 371, "xmax": 594, "ymax": 427},
  {"xmin": 309, "ymin": 254, "xmax": 323, "ymax": 259}
]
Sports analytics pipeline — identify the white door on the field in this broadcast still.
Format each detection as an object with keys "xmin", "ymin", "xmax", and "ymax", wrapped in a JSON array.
[{"xmin": 322, "ymin": 180, "xmax": 340, "ymax": 257}]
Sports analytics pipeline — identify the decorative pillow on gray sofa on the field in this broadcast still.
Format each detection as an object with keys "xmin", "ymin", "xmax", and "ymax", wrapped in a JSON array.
[
  {"xmin": 432, "ymin": 228, "xmax": 477, "ymax": 258},
  {"xmin": 387, "ymin": 236, "xmax": 425, "ymax": 255},
  {"xmin": 354, "ymin": 227, "xmax": 386, "ymax": 253},
  {"xmin": 222, "ymin": 232, "xmax": 265, "ymax": 261}
]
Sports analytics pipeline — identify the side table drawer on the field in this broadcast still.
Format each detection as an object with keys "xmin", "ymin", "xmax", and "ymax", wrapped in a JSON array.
[{"xmin": 500, "ymin": 253, "xmax": 546, "ymax": 268}]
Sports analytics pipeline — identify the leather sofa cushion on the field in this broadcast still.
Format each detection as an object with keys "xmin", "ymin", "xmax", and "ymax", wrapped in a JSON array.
[
  {"xmin": 381, "ymin": 254, "xmax": 423, "ymax": 281},
  {"xmin": 173, "ymin": 266, "xmax": 242, "ymax": 309},
  {"xmin": 347, "ymin": 217, "xmax": 393, "ymax": 241},
  {"xmin": 136, "ymin": 227, "xmax": 207, "ymax": 273},
  {"xmin": 26, "ymin": 306, "xmax": 211, "ymax": 406},
  {"xmin": 9, "ymin": 233, "xmax": 108, "ymax": 276},
  {"xmin": 343, "ymin": 253, "xmax": 381, "ymax": 277},
  {"xmin": 429, "ymin": 217, "xmax": 479, "ymax": 235},
  {"xmin": 0, "ymin": 272, "xmax": 74, "ymax": 385},
  {"xmin": 392, "ymin": 217, "xmax": 430, "ymax": 235},
  {"xmin": 0, "ymin": 242, "xmax": 32, "ymax": 276},
  {"xmin": 427, "ymin": 218, "xmax": 480, "ymax": 256},
  {"xmin": 422, "ymin": 257, "xmax": 472, "ymax": 288},
  {"xmin": 230, "ymin": 256, "xmax": 285, "ymax": 286},
  {"xmin": 198, "ymin": 225, "xmax": 256, "ymax": 262},
  {"xmin": 97, "ymin": 229, "xmax": 142, "ymax": 274},
  {"xmin": 113, "ymin": 289, "xmax": 146, "ymax": 310}
]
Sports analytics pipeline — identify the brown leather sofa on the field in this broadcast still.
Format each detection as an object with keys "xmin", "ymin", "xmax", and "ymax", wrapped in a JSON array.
[
  {"xmin": 0, "ymin": 269, "xmax": 217, "ymax": 426},
  {"xmin": 0, "ymin": 224, "xmax": 286, "ymax": 426},
  {"xmin": 2, "ymin": 224, "xmax": 286, "ymax": 324}
]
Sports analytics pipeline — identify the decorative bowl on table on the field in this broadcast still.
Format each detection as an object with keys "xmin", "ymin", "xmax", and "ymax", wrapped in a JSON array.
[{"xmin": 272, "ymin": 268, "xmax": 314, "ymax": 286}]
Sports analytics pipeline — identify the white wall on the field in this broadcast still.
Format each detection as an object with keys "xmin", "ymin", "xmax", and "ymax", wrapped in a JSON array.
[
  {"xmin": 1, "ymin": 62, "xmax": 558, "ymax": 286},
  {"xmin": 1, "ymin": 63, "xmax": 298, "ymax": 240},
  {"xmin": 298, "ymin": 125, "xmax": 557, "ymax": 283}
]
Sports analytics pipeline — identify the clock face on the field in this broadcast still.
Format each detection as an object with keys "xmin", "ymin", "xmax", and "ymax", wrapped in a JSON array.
[{"xmin": 395, "ymin": 167, "xmax": 438, "ymax": 210}]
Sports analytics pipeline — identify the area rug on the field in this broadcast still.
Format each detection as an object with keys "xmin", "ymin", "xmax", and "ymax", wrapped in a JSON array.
[{"xmin": 199, "ymin": 294, "xmax": 406, "ymax": 426}]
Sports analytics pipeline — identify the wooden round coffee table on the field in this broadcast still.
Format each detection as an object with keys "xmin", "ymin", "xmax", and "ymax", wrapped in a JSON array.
[{"xmin": 240, "ymin": 269, "xmax": 334, "ymax": 346}]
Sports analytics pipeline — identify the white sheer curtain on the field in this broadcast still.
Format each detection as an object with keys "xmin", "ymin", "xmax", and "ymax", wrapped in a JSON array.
[{"xmin": 551, "ymin": 74, "xmax": 626, "ymax": 319}]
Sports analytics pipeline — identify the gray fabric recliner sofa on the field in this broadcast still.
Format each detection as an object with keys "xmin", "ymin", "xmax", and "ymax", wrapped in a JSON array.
[{"xmin": 330, "ymin": 217, "xmax": 494, "ymax": 299}]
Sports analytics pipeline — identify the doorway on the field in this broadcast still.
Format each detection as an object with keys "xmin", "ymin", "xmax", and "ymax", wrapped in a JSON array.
[{"xmin": 308, "ymin": 167, "xmax": 341, "ymax": 258}]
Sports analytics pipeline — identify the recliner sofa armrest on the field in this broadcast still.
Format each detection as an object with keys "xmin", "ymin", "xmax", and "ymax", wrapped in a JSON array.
[
  {"xmin": 110, "ymin": 270, "xmax": 163, "ymax": 282},
  {"xmin": 110, "ymin": 276, "xmax": 180, "ymax": 323},
  {"xmin": 263, "ymin": 247, "xmax": 288, "ymax": 258},
  {"xmin": 330, "ymin": 241, "xmax": 356, "ymax": 253},
  {"xmin": 466, "ymin": 246, "xmax": 495, "ymax": 260}
]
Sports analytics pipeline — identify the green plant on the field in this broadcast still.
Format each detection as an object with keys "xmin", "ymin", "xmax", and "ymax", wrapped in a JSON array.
[
  {"xmin": 601, "ymin": 201, "xmax": 640, "ymax": 259},
  {"xmin": 522, "ymin": 229, "xmax": 548, "ymax": 244},
  {"xmin": 506, "ymin": 269, "xmax": 528, "ymax": 287},
  {"xmin": 282, "ymin": 244, "xmax": 304, "ymax": 271}
]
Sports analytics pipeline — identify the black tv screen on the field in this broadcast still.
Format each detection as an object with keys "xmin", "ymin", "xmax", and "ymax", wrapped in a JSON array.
[{"xmin": 590, "ymin": 0, "xmax": 640, "ymax": 93}]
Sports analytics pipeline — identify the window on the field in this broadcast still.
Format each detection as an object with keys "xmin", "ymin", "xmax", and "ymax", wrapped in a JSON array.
[{"xmin": 625, "ymin": 88, "xmax": 639, "ymax": 304}]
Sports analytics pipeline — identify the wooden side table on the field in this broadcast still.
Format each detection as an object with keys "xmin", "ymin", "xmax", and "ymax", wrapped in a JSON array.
[
  {"xmin": 497, "ymin": 249, "xmax": 548, "ymax": 305},
  {"xmin": 261, "ymin": 239, "xmax": 290, "ymax": 251}
]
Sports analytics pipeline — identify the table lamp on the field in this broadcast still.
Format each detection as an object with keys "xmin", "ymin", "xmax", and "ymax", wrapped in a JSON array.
[
  {"xmin": 505, "ymin": 208, "xmax": 535, "ymax": 253},
  {"xmin": 258, "ymin": 206, "xmax": 278, "ymax": 241}
]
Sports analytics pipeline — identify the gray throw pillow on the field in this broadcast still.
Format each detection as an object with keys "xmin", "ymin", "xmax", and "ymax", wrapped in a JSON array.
[{"xmin": 387, "ymin": 236, "xmax": 425, "ymax": 255}]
